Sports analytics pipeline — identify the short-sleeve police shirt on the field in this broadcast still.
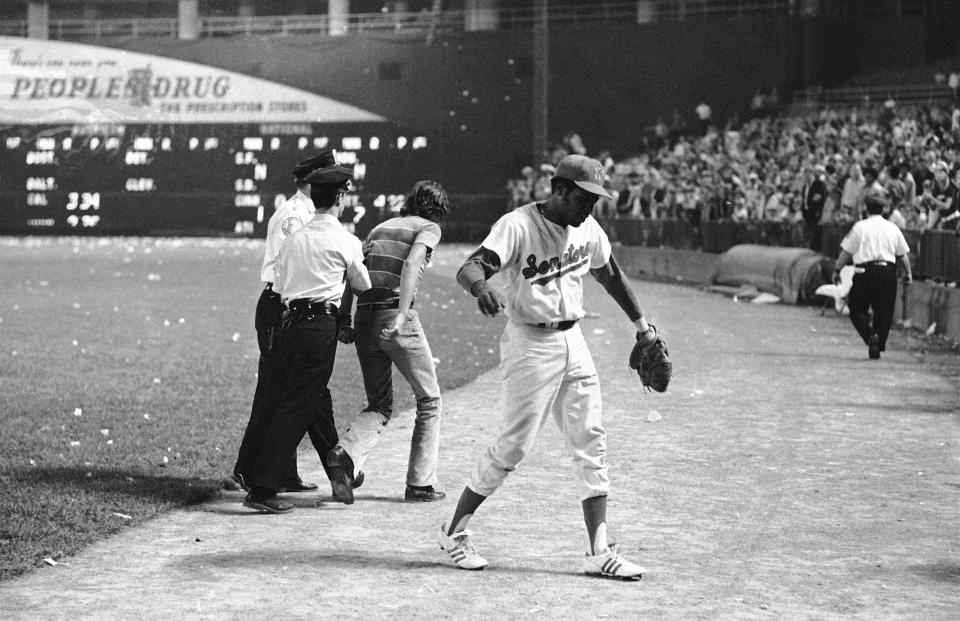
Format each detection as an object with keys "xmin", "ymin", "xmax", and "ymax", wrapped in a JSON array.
[
  {"xmin": 273, "ymin": 213, "xmax": 370, "ymax": 306},
  {"xmin": 260, "ymin": 190, "xmax": 315, "ymax": 283}
]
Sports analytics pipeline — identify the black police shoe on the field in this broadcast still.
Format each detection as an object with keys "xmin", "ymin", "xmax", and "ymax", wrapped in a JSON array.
[
  {"xmin": 278, "ymin": 480, "xmax": 319, "ymax": 493},
  {"xmin": 243, "ymin": 493, "xmax": 294, "ymax": 514},
  {"xmin": 404, "ymin": 485, "xmax": 447, "ymax": 502},
  {"xmin": 326, "ymin": 447, "xmax": 355, "ymax": 504}
]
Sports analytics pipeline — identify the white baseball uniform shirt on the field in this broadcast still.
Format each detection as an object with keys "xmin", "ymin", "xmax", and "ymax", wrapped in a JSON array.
[
  {"xmin": 260, "ymin": 189, "xmax": 315, "ymax": 284},
  {"xmin": 478, "ymin": 202, "xmax": 612, "ymax": 324}
]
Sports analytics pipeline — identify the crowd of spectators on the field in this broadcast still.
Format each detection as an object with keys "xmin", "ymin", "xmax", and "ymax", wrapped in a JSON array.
[{"xmin": 508, "ymin": 99, "xmax": 960, "ymax": 240}]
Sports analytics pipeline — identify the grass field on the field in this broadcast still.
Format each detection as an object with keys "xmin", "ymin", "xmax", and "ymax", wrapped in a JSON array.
[{"xmin": 0, "ymin": 236, "xmax": 504, "ymax": 580}]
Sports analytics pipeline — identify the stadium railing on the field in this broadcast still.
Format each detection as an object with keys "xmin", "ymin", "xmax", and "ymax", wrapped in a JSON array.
[
  {"xmin": 0, "ymin": 1, "xmax": 795, "ymax": 41},
  {"xmin": 792, "ymin": 83, "xmax": 953, "ymax": 107},
  {"xmin": 596, "ymin": 218, "xmax": 959, "ymax": 283}
]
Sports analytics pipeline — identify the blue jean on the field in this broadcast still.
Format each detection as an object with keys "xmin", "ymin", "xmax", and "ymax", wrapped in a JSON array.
[{"xmin": 340, "ymin": 307, "xmax": 441, "ymax": 487}]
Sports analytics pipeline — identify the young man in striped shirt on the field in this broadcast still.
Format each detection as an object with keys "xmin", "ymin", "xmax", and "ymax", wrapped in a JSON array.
[{"xmin": 328, "ymin": 180, "xmax": 450, "ymax": 503}]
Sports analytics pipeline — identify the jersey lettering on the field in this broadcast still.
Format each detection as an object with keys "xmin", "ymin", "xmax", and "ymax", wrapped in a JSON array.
[{"xmin": 521, "ymin": 242, "xmax": 591, "ymax": 284}]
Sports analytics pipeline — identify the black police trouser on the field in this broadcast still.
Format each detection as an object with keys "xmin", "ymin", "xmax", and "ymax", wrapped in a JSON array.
[
  {"xmin": 249, "ymin": 314, "xmax": 340, "ymax": 492},
  {"xmin": 847, "ymin": 263, "xmax": 898, "ymax": 350},
  {"xmin": 233, "ymin": 286, "xmax": 300, "ymax": 484}
]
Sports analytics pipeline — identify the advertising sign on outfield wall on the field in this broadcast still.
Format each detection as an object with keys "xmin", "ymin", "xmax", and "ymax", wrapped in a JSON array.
[{"xmin": 0, "ymin": 36, "xmax": 385, "ymax": 124}]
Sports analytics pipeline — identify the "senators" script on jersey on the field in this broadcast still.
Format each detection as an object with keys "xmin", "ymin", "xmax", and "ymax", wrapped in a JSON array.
[{"xmin": 522, "ymin": 243, "xmax": 591, "ymax": 285}]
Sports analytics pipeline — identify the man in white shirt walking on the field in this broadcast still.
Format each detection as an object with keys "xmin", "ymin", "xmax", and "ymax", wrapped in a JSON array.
[{"xmin": 833, "ymin": 194, "xmax": 913, "ymax": 359}]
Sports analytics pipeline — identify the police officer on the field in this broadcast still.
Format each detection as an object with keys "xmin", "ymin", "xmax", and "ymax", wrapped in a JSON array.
[
  {"xmin": 833, "ymin": 193, "xmax": 912, "ymax": 360},
  {"xmin": 243, "ymin": 157, "xmax": 372, "ymax": 514},
  {"xmin": 232, "ymin": 152, "xmax": 331, "ymax": 494}
]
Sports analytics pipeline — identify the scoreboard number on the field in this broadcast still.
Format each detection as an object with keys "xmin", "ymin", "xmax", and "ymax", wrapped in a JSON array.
[{"xmin": 66, "ymin": 192, "xmax": 101, "ymax": 211}]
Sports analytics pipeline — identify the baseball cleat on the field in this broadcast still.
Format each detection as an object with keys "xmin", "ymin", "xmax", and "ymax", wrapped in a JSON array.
[
  {"xmin": 437, "ymin": 522, "xmax": 488, "ymax": 570},
  {"xmin": 582, "ymin": 544, "xmax": 645, "ymax": 581}
]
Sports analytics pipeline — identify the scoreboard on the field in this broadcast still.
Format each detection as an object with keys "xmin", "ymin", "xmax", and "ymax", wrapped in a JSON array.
[
  {"xmin": 0, "ymin": 122, "xmax": 436, "ymax": 236},
  {"xmin": 0, "ymin": 36, "xmax": 438, "ymax": 236}
]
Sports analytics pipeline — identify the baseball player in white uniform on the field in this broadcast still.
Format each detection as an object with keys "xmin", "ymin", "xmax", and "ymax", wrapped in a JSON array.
[{"xmin": 437, "ymin": 154, "xmax": 663, "ymax": 580}]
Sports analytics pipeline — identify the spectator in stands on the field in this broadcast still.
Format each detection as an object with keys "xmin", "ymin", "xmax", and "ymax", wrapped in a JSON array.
[
  {"xmin": 763, "ymin": 183, "xmax": 789, "ymax": 222},
  {"xmin": 750, "ymin": 89, "xmax": 766, "ymax": 118},
  {"xmin": 766, "ymin": 87, "xmax": 780, "ymax": 110},
  {"xmin": 923, "ymin": 160, "xmax": 957, "ymax": 230},
  {"xmin": 839, "ymin": 162, "xmax": 865, "ymax": 223},
  {"xmin": 563, "ymin": 131, "xmax": 587, "ymax": 156},
  {"xmin": 695, "ymin": 99, "xmax": 713, "ymax": 136},
  {"xmin": 533, "ymin": 164, "xmax": 554, "ymax": 201},
  {"xmin": 802, "ymin": 164, "xmax": 827, "ymax": 251},
  {"xmin": 949, "ymin": 69, "xmax": 960, "ymax": 102},
  {"xmin": 730, "ymin": 195, "xmax": 750, "ymax": 221},
  {"xmin": 616, "ymin": 171, "xmax": 643, "ymax": 219},
  {"xmin": 892, "ymin": 160, "xmax": 917, "ymax": 207},
  {"xmin": 670, "ymin": 109, "xmax": 687, "ymax": 140},
  {"xmin": 886, "ymin": 183, "xmax": 908, "ymax": 229},
  {"xmin": 934, "ymin": 66, "xmax": 946, "ymax": 86},
  {"xmin": 910, "ymin": 150, "xmax": 936, "ymax": 189},
  {"xmin": 860, "ymin": 166, "xmax": 886, "ymax": 216},
  {"xmin": 507, "ymin": 166, "xmax": 536, "ymax": 210}
]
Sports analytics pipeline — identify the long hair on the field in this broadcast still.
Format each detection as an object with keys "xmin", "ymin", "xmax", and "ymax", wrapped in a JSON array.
[{"xmin": 400, "ymin": 180, "xmax": 449, "ymax": 222}]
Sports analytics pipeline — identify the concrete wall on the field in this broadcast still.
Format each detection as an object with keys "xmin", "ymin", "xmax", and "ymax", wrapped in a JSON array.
[{"xmin": 613, "ymin": 246, "xmax": 960, "ymax": 340}]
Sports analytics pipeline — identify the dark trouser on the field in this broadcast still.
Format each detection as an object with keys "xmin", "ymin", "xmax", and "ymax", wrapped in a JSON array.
[
  {"xmin": 805, "ymin": 219, "xmax": 823, "ymax": 252},
  {"xmin": 847, "ymin": 263, "xmax": 898, "ymax": 350},
  {"xmin": 249, "ymin": 314, "xmax": 340, "ymax": 492},
  {"xmin": 234, "ymin": 286, "xmax": 300, "ymax": 484}
]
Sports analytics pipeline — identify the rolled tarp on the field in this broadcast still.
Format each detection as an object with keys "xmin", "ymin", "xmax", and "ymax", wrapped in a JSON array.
[{"xmin": 711, "ymin": 244, "xmax": 833, "ymax": 305}]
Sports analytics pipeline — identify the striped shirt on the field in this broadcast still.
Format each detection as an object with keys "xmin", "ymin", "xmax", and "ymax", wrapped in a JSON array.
[{"xmin": 357, "ymin": 215, "xmax": 441, "ymax": 306}]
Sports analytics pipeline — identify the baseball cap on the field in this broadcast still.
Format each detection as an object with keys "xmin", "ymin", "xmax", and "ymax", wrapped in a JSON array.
[{"xmin": 554, "ymin": 154, "xmax": 612, "ymax": 199}]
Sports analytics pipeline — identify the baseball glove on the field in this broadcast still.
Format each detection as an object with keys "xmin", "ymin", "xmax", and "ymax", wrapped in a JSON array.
[{"xmin": 629, "ymin": 325, "xmax": 672, "ymax": 392}]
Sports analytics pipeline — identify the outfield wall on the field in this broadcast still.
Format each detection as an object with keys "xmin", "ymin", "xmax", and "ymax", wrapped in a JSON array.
[{"xmin": 613, "ymin": 245, "xmax": 960, "ymax": 340}]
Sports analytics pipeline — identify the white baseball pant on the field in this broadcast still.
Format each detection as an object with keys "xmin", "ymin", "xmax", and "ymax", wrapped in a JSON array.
[{"xmin": 468, "ymin": 320, "xmax": 609, "ymax": 500}]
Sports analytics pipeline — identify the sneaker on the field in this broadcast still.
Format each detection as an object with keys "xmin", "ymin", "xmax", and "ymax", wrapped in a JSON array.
[
  {"xmin": 868, "ymin": 334, "xmax": 881, "ymax": 360},
  {"xmin": 243, "ymin": 493, "xmax": 294, "ymax": 514},
  {"xmin": 436, "ymin": 522, "xmax": 488, "ymax": 570},
  {"xmin": 582, "ymin": 544, "xmax": 645, "ymax": 581},
  {"xmin": 325, "ymin": 446, "xmax": 355, "ymax": 504},
  {"xmin": 405, "ymin": 485, "xmax": 447, "ymax": 502}
]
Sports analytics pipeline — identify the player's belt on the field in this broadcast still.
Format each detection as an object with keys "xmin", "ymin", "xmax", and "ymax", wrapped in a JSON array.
[
  {"xmin": 532, "ymin": 320, "xmax": 578, "ymax": 330},
  {"xmin": 855, "ymin": 260, "xmax": 891, "ymax": 267},
  {"xmin": 286, "ymin": 299, "xmax": 339, "ymax": 322}
]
